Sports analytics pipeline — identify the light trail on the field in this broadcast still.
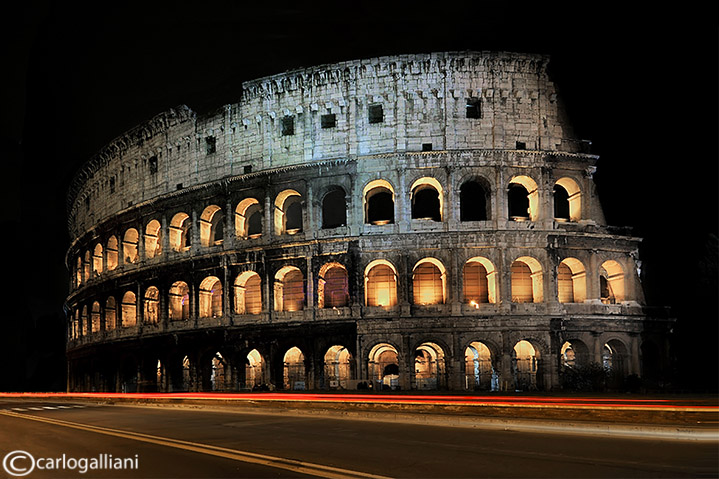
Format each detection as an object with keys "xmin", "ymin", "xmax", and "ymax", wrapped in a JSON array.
[{"xmin": 0, "ymin": 392, "xmax": 716, "ymax": 411}]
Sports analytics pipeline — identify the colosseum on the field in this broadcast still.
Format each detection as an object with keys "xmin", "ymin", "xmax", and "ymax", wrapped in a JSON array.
[{"xmin": 64, "ymin": 51, "xmax": 671, "ymax": 393}]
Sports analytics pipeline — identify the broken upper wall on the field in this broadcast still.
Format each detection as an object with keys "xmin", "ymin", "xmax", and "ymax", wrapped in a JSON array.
[{"xmin": 66, "ymin": 51, "xmax": 592, "ymax": 240}]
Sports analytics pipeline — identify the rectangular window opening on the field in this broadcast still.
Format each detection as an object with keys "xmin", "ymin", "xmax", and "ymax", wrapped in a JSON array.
[
  {"xmin": 321, "ymin": 113, "xmax": 336, "ymax": 129},
  {"xmin": 205, "ymin": 136, "xmax": 216, "ymax": 154},
  {"xmin": 466, "ymin": 97, "xmax": 481, "ymax": 119},
  {"xmin": 368, "ymin": 104, "xmax": 383, "ymax": 124},
  {"xmin": 422, "ymin": 143, "xmax": 433, "ymax": 151},
  {"xmin": 282, "ymin": 116, "xmax": 295, "ymax": 136},
  {"xmin": 148, "ymin": 156, "xmax": 158, "ymax": 174}
]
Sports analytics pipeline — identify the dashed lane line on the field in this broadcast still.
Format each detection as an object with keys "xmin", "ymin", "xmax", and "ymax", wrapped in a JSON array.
[{"xmin": 0, "ymin": 410, "xmax": 393, "ymax": 479}]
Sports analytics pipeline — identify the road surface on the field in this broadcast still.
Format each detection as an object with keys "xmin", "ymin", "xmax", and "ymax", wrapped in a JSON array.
[{"xmin": 0, "ymin": 398, "xmax": 716, "ymax": 478}]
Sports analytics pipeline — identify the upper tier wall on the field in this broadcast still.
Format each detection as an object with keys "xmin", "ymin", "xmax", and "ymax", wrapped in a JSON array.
[{"xmin": 67, "ymin": 51, "xmax": 587, "ymax": 240}]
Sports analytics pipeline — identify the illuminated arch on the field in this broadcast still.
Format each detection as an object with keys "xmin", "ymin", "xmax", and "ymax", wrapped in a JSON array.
[
  {"xmin": 412, "ymin": 258, "xmax": 446, "ymax": 305},
  {"xmin": 368, "ymin": 343, "xmax": 400, "ymax": 390},
  {"xmin": 364, "ymin": 259, "xmax": 398, "ymax": 307},
  {"xmin": 92, "ymin": 243, "xmax": 103, "ymax": 276},
  {"xmin": 235, "ymin": 198, "xmax": 263, "ymax": 239},
  {"xmin": 199, "ymin": 276, "xmax": 223, "ymax": 318},
  {"xmin": 234, "ymin": 271, "xmax": 262, "ymax": 315},
  {"xmin": 91, "ymin": 301, "xmax": 101, "ymax": 334},
  {"xmin": 168, "ymin": 281, "xmax": 190, "ymax": 321},
  {"xmin": 169, "ymin": 212, "xmax": 192, "ymax": 251},
  {"xmin": 513, "ymin": 340, "xmax": 539, "ymax": 390},
  {"xmin": 274, "ymin": 189, "xmax": 303, "ymax": 235},
  {"xmin": 600, "ymin": 260, "xmax": 626, "ymax": 304},
  {"xmin": 464, "ymin": 341, "xmax": 495, "ymax": 391},
  {"xmin": 508, "ymin": 175, "xmax": 539, "ymax": 221},
  {"xmin": 363, "ymin": 179, "xmax": 395, "ymax": 225},
  {"xmin": 122, "ymin": 228, "xmax": 139, "ymax": 264},
  {"xmin": 410, "ymin": 177, "xmax": 443, "ymax": 222},
  {"xmin": 121, "ymin": 291, "xmax": 137, "ymax": 328},
  {"xmin": 144, "ymin": 286, "xmax": 160, "ymax": 324},
  {"xmin": 318, "ymin": 262, "xmax": 349, "ymax": 309},
  {"xmin": 463, "ymin": 256, "xmax": 498, "ymax": 306},
  {"xmin": 511, "ymin": 256, "xmax": 543, "ymax": 303},
  {"xmin": 83, "ymin": 250, "xmax": 91, "ymax": 280},
  {"xmin": 105, "ymin": 297, "xmax": 116, "ymax": 331},
  {"xmin": 210, "ymin": 352, "xmax": 227, "ymax": 391},
  {"xmin": 200, "ymin": 205, "xmax": 224, "ymax": 247},
  {"xmin": 283, "ymin": 346, "xmax": 306, "ymax": 390},
  {"xmin": 81, "ymin": 306, "xmax": 89, "ymax": 335},
  {"xmin": 558, "ymin": 257, "xmax": 587, "ymax": 303},
  {"xmin": 245, "ymin": 349, "xmax": 266, "ymax": 389},
  {"xmin": 145, "ymin": 219, "xmax": 162, "ymax": 259},
  {"xmin": 274, "ymin": 266, "xmax": 304, "ymax": 312},
  {"xmin": 554, "ymin": 177, "xmax": 582, "ymax": 222},
  {"xmin": 324, "ymin": 345, "xmax": 353, "ymax": 387},
  {"xmin": 414, "ymin": 341, "xmax": 446, "ymax": 390},
  {"xmin": 106, "ymin": 236, "xmax": 119, "ymax": 271}
]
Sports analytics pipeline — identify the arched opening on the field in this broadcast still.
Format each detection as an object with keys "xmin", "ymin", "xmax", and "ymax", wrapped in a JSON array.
[
  {"xmin": 92, "ymin": 244, "xmax": 103, "ymax": 275},
  {"xmin": 235, "ymin": 198, "xmax": 263, "ymax": 239},
  {"xmin": 558, "ymin": 258, "xmax": 587, "ymax": 303},
  {"xmin": 513, "ymin": 340, "xmax": 539, "ymax": 391},
  {"xmin": 511, "ymin": 257, "xmax": 543, "ymax": 303},
  {"xmin": 105, "ymin": 297, "xmax": 116, "ymax": 331},
  {"xmin": 368, "ymin": 343, "xmax": 400, "ymax": 390},
  {"xmin": 91, "ymin": 302, "xmax": 101, "ymax": 334},
  {"xmin": 323, "ymin": 345, "xmax": 353, "ymax": 388},
  {"xmin": 143, "ymin": 286, "xmax": 159, "ymax": 324},
  {"xmin": 464, "ymin": 341, "xmax": 496, "ymax": 391},
  {"xmin": 274, "ymin": 189, "xmax": 303, "ymax": 235},
  {"xmin": 600, "ymin": 260, "xmax": 626, "ymax": 304},
  {"xmin": 200, "ymin": 205, "xmax": 224, "ymax": 247},
  {"xmin": 318, "ymin": 263, "xmax": 349, "ymax": 308},
  {"xmin": 156, "ymin": 359, "xmax": 165, "ymax": 392},
  {"xmin": 145, "ymin": 219, "xmax": 162, "ymax": 259},
  {"xmin": 365, "ymin": 260, "xmax": 398, "ymax": 307},
  {"xmin": 411, "ymin": 177, "xmax": 443, "ymax": 222},
  {"xmin": 364, "ymin": 179, "xmax": 394, "ymax": 225},
  {"xmin": 603, "ymin": 339, "xmax": 629, "ymax": 387},
  {"xmin": 463, "ymin": 257, "xmax": 498, "ymax": 306},
  {"xmin": 283, "ymin": 346, "xmax": 306, "ymax": 390},
  {"xmin": 106, "ymin": 236, "xmax": 119, "ymax": 271},
  {"xmin": 122, "ymin": 228, "xmax": 139, "ymax": 264},
  {"xmin": 554, "ymin": 177, "xmax": 581, "ymax": 222},
  {"xmin": 322, "ymin": 187, "xmax": 347, "ymax": 229},
  {"xmin": 234, "ymin": 271, "xmax": 262, "ymax": 315},
  {"xmin": 245, "ymin": 349, "xmax": 266, "ymax": 390},
  {"xmin": 459, "ymin": 179, "xmax": 489, "ymax": 221},
  {"xmin": 84, "ymin": 251, "xmax": 91, "ymax": 280},
  {"xmin": 80, "ymin": 306, "xmax": 89, "ymax": 336},
  {"xmin": 274, "ymin": 266, "xmax": 304, "ymax": 312},
  {"xmin": 169, "ymin": 281, "xmax": 190, "ymax": 321},
  {"xmin": 558, "ymin": 340, "xmax": 593, "ymax": 391},
  {"xmin": 75, "ymin": 256, "xmax": 83, "ymax": 286},
  {"xmin": 508, "ymin": 176, "xmax": 538, "ymax": 221},
  {"xmin": 412, "ymin": 258, "xmax": 446, "ymax": 305},
  {"xmin": 211, "ymin": 352, "xmax": 227, "ymax": 391},
  {"xmin": 414, "ymin": 342, "xmax": 446, "ymax": 390},
  {"xmin": 199, "ymin": 276, "xmax": 223, "ymax": 318},
  {"xmin": 181, "ymin": 355, "xmax": 192, "ymax": 391},
  {"xmin": 121, "ymin": 291, "xmax": 137, "ymax": 328},
  {"xmin": 170, "ymin": 213, "xmax": 192, "ymax": 251}
]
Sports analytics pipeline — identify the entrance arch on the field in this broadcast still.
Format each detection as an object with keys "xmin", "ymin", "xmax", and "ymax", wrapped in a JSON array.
[
  {"xmin": 464, "ymin": 341, "xmax": 496, "ymax": 391},
  {"xmin": 414, "ymin": 342, "xmax": 446, "ymax": 390},
  {"xmin": 513, "ymin": 340, "xmax": 539, "ymax": 391},
  {"xmin": 368, "ymin": 343, "xmax": 400, "ymax": 390},
  {"xmin": 323, "ymin": 345, "xmax": 353, "ymax": 389}
]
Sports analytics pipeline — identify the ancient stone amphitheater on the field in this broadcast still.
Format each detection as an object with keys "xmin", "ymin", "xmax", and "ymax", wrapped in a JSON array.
[{"xmin": 65, "ymin": 51, "xmax": 670, "ymax": 393}]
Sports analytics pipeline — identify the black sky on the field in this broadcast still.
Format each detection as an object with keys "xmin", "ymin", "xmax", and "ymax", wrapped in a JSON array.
[{"xmin": 3, "ymin": 3, "xmax": 717, "ymax": 391}]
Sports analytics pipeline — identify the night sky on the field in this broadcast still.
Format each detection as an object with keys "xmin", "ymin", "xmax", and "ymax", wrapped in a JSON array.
[{"xmin": 3, "ymin": 3, "xmax": 716, "ymax": 391}]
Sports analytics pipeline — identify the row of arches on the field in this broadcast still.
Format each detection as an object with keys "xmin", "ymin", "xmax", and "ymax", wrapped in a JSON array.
[
  {"xmin": 72, "ymin": 174, "xmax": 584, "ymax": 287},
  {"xmin": 70, "ymin": 256, "xmax": 627, "ymax": 339},
  {"xmin": 73, "ymin": 336, "xmax": 634, "ymax": 393}
]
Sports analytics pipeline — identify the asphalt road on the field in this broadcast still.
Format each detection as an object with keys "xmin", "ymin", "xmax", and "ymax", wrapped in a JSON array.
[{"xmin": 0, "ymin": 399, "xmax": 716, "ymax": 478}]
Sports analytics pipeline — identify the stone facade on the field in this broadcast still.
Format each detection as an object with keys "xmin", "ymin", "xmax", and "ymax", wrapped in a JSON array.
[{"xmin": 65, "ymin": 51, "xmax": 671, "ymax": 393}]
